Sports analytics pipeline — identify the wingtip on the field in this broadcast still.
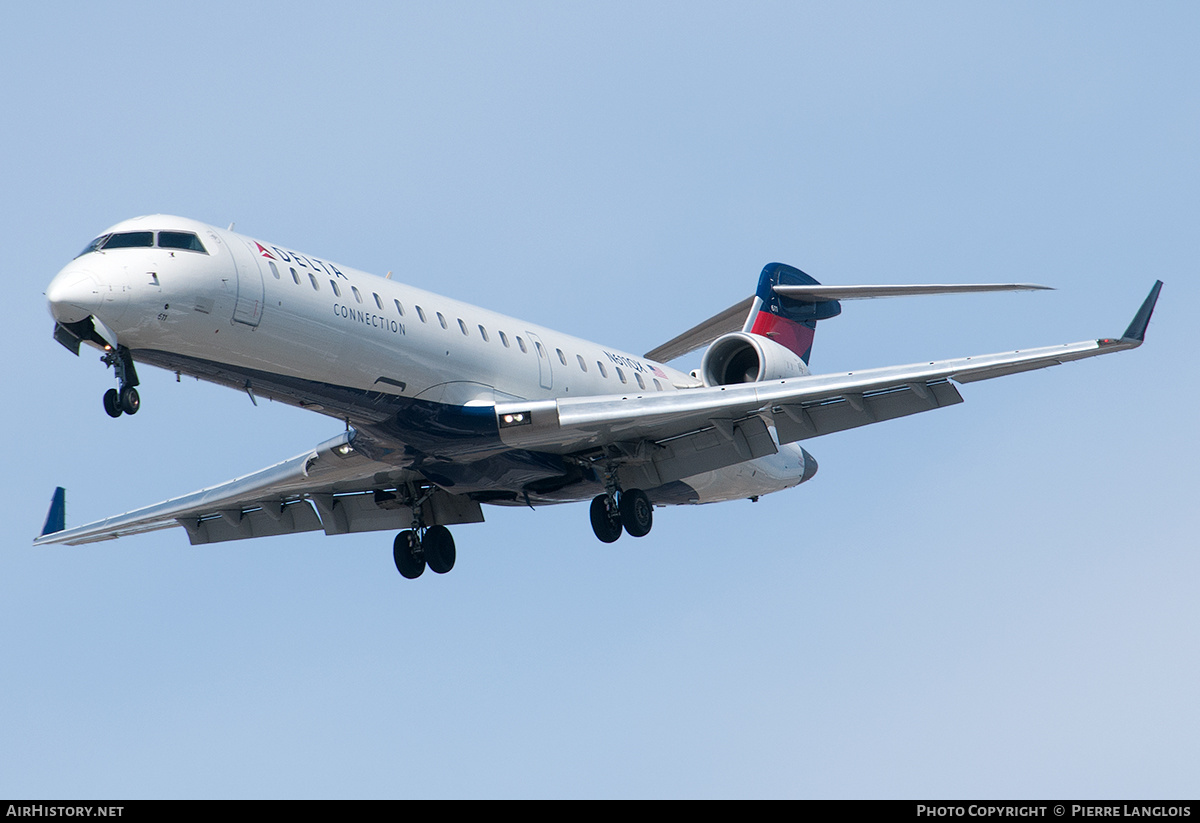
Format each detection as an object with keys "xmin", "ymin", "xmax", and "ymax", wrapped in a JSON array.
[
  {"xmin": 1121, "ymin": 280, "xmax": 1164, "ymax": 342},
  {"xmin": 40, "ymin": 486, "xmax": 66, "ymax": 538}
]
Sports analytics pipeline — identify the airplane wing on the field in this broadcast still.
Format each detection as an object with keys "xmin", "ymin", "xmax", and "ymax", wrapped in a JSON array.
[
  {"xmin": 499, "ymin": 282, "xmax": 1162, "ymax": 489},
  {"xmin": 34, "ymin": 431, "xmax": 483, "ymax": 547}
]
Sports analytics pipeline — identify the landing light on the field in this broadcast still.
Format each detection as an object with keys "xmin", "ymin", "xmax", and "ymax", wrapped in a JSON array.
[
  {"xmin": 499, "ymin": 411, "xmax": 533, "ymax": 428},
  {"xmin": 334, "ymin": 443, "xmax": 355, "ymax": 457}
]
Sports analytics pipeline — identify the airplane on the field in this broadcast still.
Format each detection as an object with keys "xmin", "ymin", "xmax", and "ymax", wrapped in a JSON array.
[{"xmin": 36, "ymin": 214, "xmax": 1162, "ymax": 578}]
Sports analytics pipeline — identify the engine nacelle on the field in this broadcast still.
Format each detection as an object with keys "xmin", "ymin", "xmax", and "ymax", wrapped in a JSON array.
[{"xmin": 699, "ymin": 332, "xmax": 810, "ymax": 386}]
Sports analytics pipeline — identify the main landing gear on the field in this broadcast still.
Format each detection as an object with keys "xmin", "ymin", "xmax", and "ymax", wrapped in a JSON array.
[
  {"xmin": 393, "ymin": 526, "xmax": 457, "ymax": 579},
  {"xmin": 389, "ymin": 489, "xmax": 459, "ymax": 580},
  {"xmin": 101, "ymin": 345, "xmax": 140, "ymax": 418},
  {"xmin": 589, "ymin": 487, "xmax": 653, "ymax": 543}
]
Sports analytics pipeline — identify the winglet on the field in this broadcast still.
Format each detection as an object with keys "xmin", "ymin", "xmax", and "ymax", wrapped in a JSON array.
[
  {"xmin": 41, "ymin": 487, "xmax": 66, "ymax": 537},
  {"xmin": 1121, "ymin": 281, "xmax": 1163, "ymax": 342}
]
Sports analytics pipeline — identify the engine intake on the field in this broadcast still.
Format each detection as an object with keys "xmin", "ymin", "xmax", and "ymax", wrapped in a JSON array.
[{"xmin": 700, "ymin": 332, "xmax": 810, "ymax": 386}]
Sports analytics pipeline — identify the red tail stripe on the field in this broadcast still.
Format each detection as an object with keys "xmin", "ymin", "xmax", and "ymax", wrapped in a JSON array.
[{"xmin": 750, "ymin": 312, "xmax": 814, "ymax": 361}]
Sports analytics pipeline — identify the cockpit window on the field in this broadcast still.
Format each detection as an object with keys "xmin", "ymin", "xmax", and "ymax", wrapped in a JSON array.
[
  {"xmin": 76, "ymin": 235, "xmax": 110, "ymax": 258},
  {"xmin": 76, "ymin": 229, "xmax": 208, "ymax": 258},
  {"xmin": 101, "ymin": 232, "xmax": 154, "ymax": 249},
  {"xmin": 158, "ymin": 231, "xmax": 207, "ymax": 253}
]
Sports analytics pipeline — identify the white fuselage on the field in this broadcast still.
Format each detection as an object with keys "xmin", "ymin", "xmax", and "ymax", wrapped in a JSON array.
[{"xmin": 47, "ymin": 215, "xmax": 814, "ymax": 505}]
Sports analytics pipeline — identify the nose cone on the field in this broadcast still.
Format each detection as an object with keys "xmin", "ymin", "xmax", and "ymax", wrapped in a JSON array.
[
  {"xmin": 800, "ymin": 448, "xmax": 818, "ymax": 483},
  {"xmin": 47, "ymin": 268, "xmax": 101, "ymax": 324}
]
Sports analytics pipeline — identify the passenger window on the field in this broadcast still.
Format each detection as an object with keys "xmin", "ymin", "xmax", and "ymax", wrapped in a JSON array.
[
  {"xmin": 478, "ymin": 325, "xmax": 489, "ymax": 342},
  {"xmin": 309, "ymin": 274, "xmax": 319, "ymax": 290},
  {"xmin": 352, "ymin": 286, "xmax": 363, "ymax": 303},
  {"xmin": 268, "ymin": 261, "xmax": 280, "ymax": 279},
  {"xmin": 577, "ymin": 355, "xmax": 587, "ymax": 372},
  {"xmin": 516, "ymin": 336, "xmax": 527, "ymax": 353},
  {"xmin": 556, "ymin": 348, "xmax": 567, "ymax": 365},
  {"xmin": 374, "ymin": 293, "xmax": 383, "ymax": 310},
  {"xmin": 458, "ymin": 318, "xmax": 468, "ymax": 336},
  {"xmin": 597, "ymin": 362, "xmax": 608, "ymax": 377},
  {"xmin": 394, "ymin": 299, "xmax": 405, "ymax": 316},
  {"xmin": 499, "ymin": 331, "xmax": 509, "ymax": 347},
  {"xmin": 653, "ymin": 378, "xmax": 662, "ymax": 391},
  {"xmin": 157, "ymin": 231, "xmax": 207, "ymax": 253},
  {"xmin": 291, "ymin": 268, "xmax": 300, "ymax": 284},
  {"xmin": 616, "ymin": 367, "xmax": 627, "ymax": 384},
  {"xmin": 635, "ymin": 373, "xmax": 645, "ymax": 389},
  {"xmin": 416, "ymin": 306, "xmax": 426, "ymax": 322},
  {"xmin": 437, "ymin": 312, "xmax": 447, "ymax": 329},
  {"xmin": 534, "ymin": 341, "xmax": 546, "ymax": 358},
  {"xmin": 330, "ymin": 280, "xmax": 341, "ymax": 297}
]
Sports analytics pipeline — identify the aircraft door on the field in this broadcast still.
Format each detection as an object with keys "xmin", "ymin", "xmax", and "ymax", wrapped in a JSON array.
[
  {"xmin": 525, "ymin": 331, "xmax": 553, "ymax": 390},
  {"xmin": 225, "ymin": 236, "xmax": 265, "ymax": 327}
]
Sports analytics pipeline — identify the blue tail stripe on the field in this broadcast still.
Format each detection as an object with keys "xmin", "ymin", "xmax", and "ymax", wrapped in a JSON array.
[{"xmin": 755, "ymin": 263, "xmax": 842, "ymax": 322}]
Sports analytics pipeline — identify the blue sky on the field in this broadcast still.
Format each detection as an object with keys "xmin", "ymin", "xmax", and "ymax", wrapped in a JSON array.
[{"xmin": 3, "ymin": 2, "xmax": 1197, "ymax": 798}]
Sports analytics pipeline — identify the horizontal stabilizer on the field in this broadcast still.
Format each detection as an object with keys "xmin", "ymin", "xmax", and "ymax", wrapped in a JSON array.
[
  {"xmin": 645, "ymin": 281, "xmax": 1054, "ymax": 363},
  {"xmin": 643, "ymin": 296, "xmax": 754, "ymax": 363},
  {"xmin": 41, "ymin": 487, "xmax": 66, "ymax": 536},
  {"xmin": 773, "ymin": 283, "xmax": 1052, "ymax": 301}
]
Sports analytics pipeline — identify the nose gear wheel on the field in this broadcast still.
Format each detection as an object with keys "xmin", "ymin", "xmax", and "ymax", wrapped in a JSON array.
[{"xmin": 103, "ymin": 388, "xmax": 122, "ymax": 418}]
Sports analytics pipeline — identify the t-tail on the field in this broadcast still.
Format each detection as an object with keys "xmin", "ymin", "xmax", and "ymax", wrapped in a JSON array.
[
  {"xmin": 744, "ymin": 263, "xmax": 841, "ymax": 365},
  {"xmin": 642, "ymin": 265, "xmax": 1051, "ymax": 367},
  {"xmin": 742, "ymin": 263, "xmax": 1054, "ymax": 366}
]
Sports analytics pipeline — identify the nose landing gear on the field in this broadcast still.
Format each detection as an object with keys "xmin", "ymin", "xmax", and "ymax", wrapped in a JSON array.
[{"xmin": 100, "ymin": 345, "xmax": 140, "ymax": 418}]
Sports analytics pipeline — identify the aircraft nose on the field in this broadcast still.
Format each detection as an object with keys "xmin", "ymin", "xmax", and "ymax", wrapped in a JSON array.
[
  {"xmin": 46, "ymin": 268, "xmax": 102, "ymax": 324},
  {"xmin": 800, "ymin": 448, "xmax": 818, "ymax": 482}
]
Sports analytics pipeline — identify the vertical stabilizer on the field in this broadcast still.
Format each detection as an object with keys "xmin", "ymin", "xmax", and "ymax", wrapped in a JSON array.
[{"xmin": 744, "ymin": 263, "xmax": 842, "ymax": 364}]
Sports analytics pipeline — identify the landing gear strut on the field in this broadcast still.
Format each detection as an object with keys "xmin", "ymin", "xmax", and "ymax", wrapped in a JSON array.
[{"xmin": 101, "ymin": 345, "xmax": 140, "ymax": 418}]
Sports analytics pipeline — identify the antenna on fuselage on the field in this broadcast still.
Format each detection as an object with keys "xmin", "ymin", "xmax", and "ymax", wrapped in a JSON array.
[
  {"xmin": 227, "ymin": 222, "xmax": 235, "ymax": 231},
  {"xmin": 386, "ymin": 271, "xmax": 393, "ymax": 280}
]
